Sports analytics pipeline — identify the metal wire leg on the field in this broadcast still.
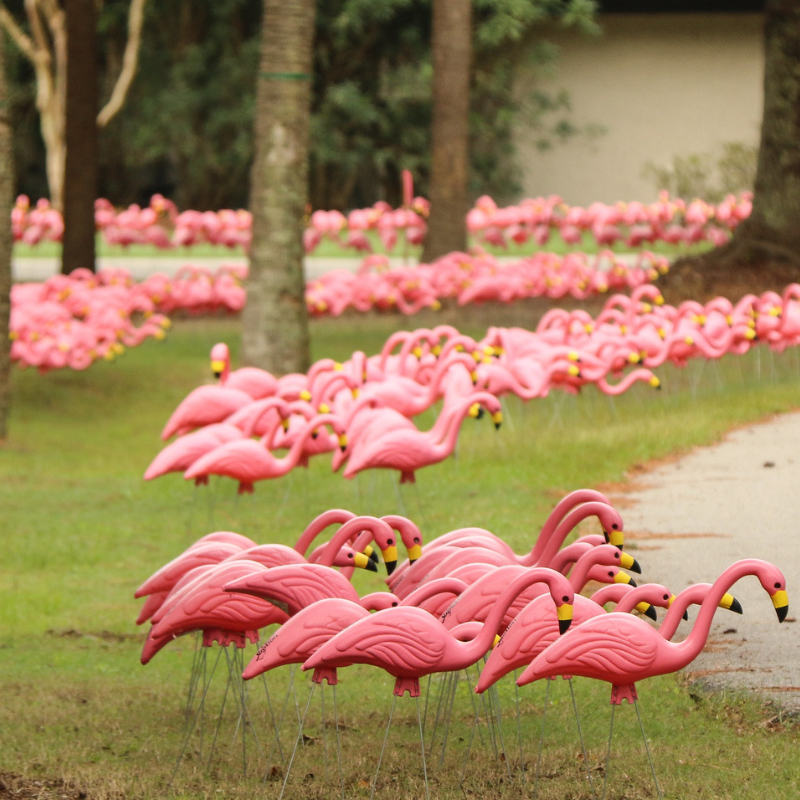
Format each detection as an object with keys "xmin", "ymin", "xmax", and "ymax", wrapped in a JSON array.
[
  {"xmin": 601, "ymin": 703, "xmax": 616, "ymax": 800},
  {"xmin": 533, "ymin": 679, "xmax": 551, "ymax": 798},
  {"xmin": 278, "ymin": 683, "xmax": 316, "ymax": 800},
  {"xmin": 634, "ymin": 696, "xmax": 663, "ymax": 800},
  {"xmin": 369, "ymin": 694, "xmax": 397, "ymax": 800}
]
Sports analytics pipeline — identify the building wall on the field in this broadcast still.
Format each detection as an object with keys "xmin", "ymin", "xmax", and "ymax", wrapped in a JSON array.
[{"xmin": 515, "ymin": 14, "xmax": 764, "ymax": 204}]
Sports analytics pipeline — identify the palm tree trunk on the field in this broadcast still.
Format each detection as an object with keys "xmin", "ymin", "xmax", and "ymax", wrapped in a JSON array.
[
  {"xmin": 667, "ymin": 0, "xmax": 800, "ymax": 299},
  {"xmin": 241, "ymin": 0, "xmax": 314, "ymax": 374},
  {"xmin": 421, "ymin": 0, "xmax": 472, "ymax": 263},
  {"xmin": 62, "ymin": 0, "xmax": 98, "ymax": 274},
  {"xmin": 0, "ymin": 32, "xmax": 13, "ymax": 439}
]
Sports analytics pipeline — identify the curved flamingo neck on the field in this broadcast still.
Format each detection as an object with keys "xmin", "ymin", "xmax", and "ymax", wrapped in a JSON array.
[
  {"xmin": 674, "ymin": 560, "xmax": 775, "ymax": 662},
  {"xmin": 293, "ymin": 508, "xmax": 357, "ymax": 555},
  {"xmin": 590, "ymin": 583, "xmax": 634, "ymax": 608},
  {"xmin": 526, "ymin": 500, "xmax": 614, "ymax": 567},
  {"xmin": 400, "ymin": 577, "xmax": 468, "ymax": 607},
  {"xmin": 245, "ymin": 398, "xmax": 292, "ymax": 438},
  {"xmin": 526, "ymin": 490, "xmax": 611, "ymax": 566},
  {"xmin": 274, "ymin": 413, "xmax": 340, "ymax": 476},
  {"xmin": 425, "ymin": 353, "xmax": 475, "ymax": 404},
  {"xmin": 455, "ymin": 568, "xmax": 571, "ymax": 662},
  {"xmin": 658, "ymin": 583, "xmax": 713, "ymax": 641},
  {"xmin": 381, "ymin": 515, "xmax": 422, "ymax": 551},
  {"xmin": 567, "ymin": 546, "xmax": 618, "ymax": 591},
  {"xmin": 317, "ymin": 516, "xmax": 389, "ymax": 568}
]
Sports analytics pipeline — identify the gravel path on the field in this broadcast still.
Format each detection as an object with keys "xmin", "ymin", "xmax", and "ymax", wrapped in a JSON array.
[{"xmin": 618, "ymin": 411, "xmax": 800, "ymax": 709}]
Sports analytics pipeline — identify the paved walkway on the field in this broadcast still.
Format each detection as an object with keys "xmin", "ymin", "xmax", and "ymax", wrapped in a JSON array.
[{"xmin": 619, "ymin": 412, "xmax": 800, "ymax": 710}]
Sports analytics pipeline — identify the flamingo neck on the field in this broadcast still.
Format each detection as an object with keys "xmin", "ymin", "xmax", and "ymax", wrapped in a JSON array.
[
  {"xmin": 525, "ymin": 491, "xmax": 609, "ymax": 566},
  {"xmin": 658, "ymin": 583, "xmax": 713, "ymax": 641},
  {"xmin": 674, "ymin": 560, "xmax": 769, "ymax": 662},
  {"xmin": 293, "ymin": 508, "xmax": 357, "ymax": 555},
  {"xmin": 456, "ymin": 567, "xmax": 569, "ymax": 662},
  {"xmin": 526, "ymin": 501, "xmax": 611, "ymax": 567},
  {"xmin": 317, "ymin": 516, "xmax": 383, "ymax": 568}
]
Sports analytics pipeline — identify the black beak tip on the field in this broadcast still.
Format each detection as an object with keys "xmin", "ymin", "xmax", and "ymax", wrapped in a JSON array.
[
  {"xmin": 628, "ymin": 577, "xmax": 638, "ymax": 588},
  {"xmin": 476, "ymin": 408, "xmax": 485, "ymax": 420},
  {"xmin": 730, "ymin": 598, "xmax": 744, "ymax": 615},
  {"xmin": 340, "ymin": 444, "xmax": 347, "ymax": 452},
  {"xmin": 602, "ymin": 531, "xmax": 609, "ymax": 543},
  {"xmin": 558, "ymin": 618, "xmax": 572, "ymax": 635},
  {"xmin": 365, "ymin": 560, "xmax": 378, "ymax": 573},
  {"xmin": 213, "ymin": 371, "xmax": 222, "ymax": 379},
  {"xmin": 385, "ymin": 560, "xmax": 397, "ymax": 576},
  {"xmin": 368, "ymin": 549, "xmax": 380, "ymax": 564},
  {"xmin": 629, "ymin": 559, "xmax": 642, "ymax": 575},
  {"xmin": 682, "ymin": 609, "xmax": 689, "ymax": 621},
  {"xmin": 644, "ymin": 605, "xmax": 658, "ymax": 621},
  {"xmin": 494, "ymin": 422, "xmax": 501, "ymax": 430},
  {"xmin": 409, "ymin": 558, "xmax": 418, "ymax": 565},
  {"xmin": 777, "ymin": 604, "xmax": 789, "ymax": 623}
]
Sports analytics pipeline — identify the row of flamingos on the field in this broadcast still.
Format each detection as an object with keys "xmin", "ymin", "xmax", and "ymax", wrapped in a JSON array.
[
  {"xmin": 10, "ymin": 268, "xmax": 171, "ymax": 372},
  {"xmin": 147, "ymin": 283, "xmax": 800, "ymax": 492},
  {"xmin": 13, "ymin": 190, "xmax": 750, "ymax": 255},
  {"xmin": 136, "ymin": 497, "xmax": 788, "ymax": 797}
]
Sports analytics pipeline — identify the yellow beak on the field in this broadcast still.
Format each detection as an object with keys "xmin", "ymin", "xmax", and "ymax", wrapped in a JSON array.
[
  {"xmin": 772, "ymin": 589, "xmax": 789, "ymax": 622},
  {"xmin": 557, "ymin": 603, "xmax": 574, "ymax": 634},
  {"xmin": 211, "ymin": 359, "xmax": 225, "ymax": 374},
  {"xmin": 407, "ymin": 544, "xmax": 422, "ymax": 563},
  {"xmin": 382, "ymin": 545, "xmax": 399, "ymax": 575},
  {"xmin": 607, "ymin": 529, "xmax": 624, "ymax": 549}
]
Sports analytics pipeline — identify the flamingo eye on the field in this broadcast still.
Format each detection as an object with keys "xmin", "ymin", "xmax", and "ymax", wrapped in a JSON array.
[
  {"xmin": 562, "ymin": 596, "xmax": 569, "ymax": 603},
  {"xmin": 608, "ymin": 571, "xmax": 614, "ymax": 577},
  {"xmin": 414, "ymin": 538, "xmax": 420, "ymax": 544},
  {"xmin": 388, "ymin": 538, "xmax": 394, "ymax": 545},
  {"xmin": 663, "ymin": 594, "xmax": 669, "ymax": 600},
  {"xmin": 347, "ymin": 553, "xmax": 353, "ymax": 559},
  {"xmin": 612, "ymin": 523, "xmax": 619, "ymax": 530},
  {"xmin": 775, "ymin": 582, "xmax": 782, "ymax": 589},
  {"xmin": 392, "ymin": 602, "xmax": 398, "ymax": 607},
  {"xmin": 614, "ymin": 552, "xmax": 619, "ymax": 559}
]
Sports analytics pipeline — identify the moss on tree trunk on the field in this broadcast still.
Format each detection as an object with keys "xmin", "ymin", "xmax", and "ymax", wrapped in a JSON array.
[{"xmin": 242, "ymin": 0, "xmax": 314, "ymax": 374}]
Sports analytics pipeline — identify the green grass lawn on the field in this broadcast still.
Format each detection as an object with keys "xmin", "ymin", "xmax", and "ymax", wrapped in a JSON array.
[
  {"xmin": 11, "ymin": 230, "xmax": 713, "ymax": 262},
  {"xmin": 1, "ymin": 314, "xmax": 799, "ymax": 799}
]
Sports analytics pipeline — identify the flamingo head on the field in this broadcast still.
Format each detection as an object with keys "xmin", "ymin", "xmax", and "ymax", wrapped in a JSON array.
[
  {"xmin": 718, "ymin": 592, "xmax": 744, "ymax": 615},
  {"xmin": 210, "ymin": 342, "xmax": 230, "ymax": 379},
  {"xmin": 556, "ymin": 600, "xmax": 573, "ymax": 635}
]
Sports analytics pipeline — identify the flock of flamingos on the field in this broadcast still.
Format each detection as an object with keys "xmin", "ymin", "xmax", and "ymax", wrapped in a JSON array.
[
  {"xmin": 13, "ymin": 184, "xmax": 790, "ymax": 795},
  {"xmin": 135, "ymin": 501, "xmax": 788, "ymax": 798}
]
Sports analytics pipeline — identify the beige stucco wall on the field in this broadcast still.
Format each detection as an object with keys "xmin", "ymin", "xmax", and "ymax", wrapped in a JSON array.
[{"xmin": 515, "ymin": 14, "xmax": 764, "ymax": 205}]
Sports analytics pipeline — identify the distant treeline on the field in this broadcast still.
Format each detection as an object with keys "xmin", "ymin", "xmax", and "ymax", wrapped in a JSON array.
[{"xmin": 5, "ymin": 0, "xmax": 595, "ymax": 211}]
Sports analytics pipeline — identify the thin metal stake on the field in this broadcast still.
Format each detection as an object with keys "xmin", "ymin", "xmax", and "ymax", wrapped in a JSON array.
[
  {"xmin": 533, "ymin": 679, "xmax": 551, "ymax": 798},
  {"xmin": 278, "ymin": 682, "xmax": 316, "ymax": 800},
  {"xmin": 417, "ymin": 695, "xmax": 431, "ymax": 800},
  {"xmin": 513, "ymin": 671, "xmax": 526, "ymax": 783},
  {"xmin": 333, "ymin": 683, "xmax": 345, "ymax": 800},
  {"xmin": 260, "ymin": 672, "xmax": 285, "ymax": 764},
  {"xmin": 569, "ymin": 678, "xmax": 594, "ymax": 796},
  {"xmin": 601, "ymin": 703, "xmax": 616, "ymax": 800},
  {"xmin": 169, "ymin": 645, "xmax": 223, "ymax": 788},
  {"xmin": 634, "ymin": 696, "xmax": 663, "ymax": 800},
  {"xmin": 369, "ymin": 694, "xmax": 397, "ymax": 800}
]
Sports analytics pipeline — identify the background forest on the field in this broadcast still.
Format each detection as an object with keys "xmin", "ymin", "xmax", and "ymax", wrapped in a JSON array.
[{"xmin": 5, "ymin": 0, "xmax": 595, "ymax": 211}]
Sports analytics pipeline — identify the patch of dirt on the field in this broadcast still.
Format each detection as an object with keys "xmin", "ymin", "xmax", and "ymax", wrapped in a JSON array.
[
  {"xmin": 0, "ymin": 773, "xmax": 88, "ymax": 799},
  {"xmin": 686, "ymin": 666, "xmax": 773, "ymax": 680}
]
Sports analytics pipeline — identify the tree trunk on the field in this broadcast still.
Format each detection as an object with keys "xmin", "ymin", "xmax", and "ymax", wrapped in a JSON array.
[
  {"xmin": 421, "ymin": 0, "xmax": 472, "ymax": 263},
  {"xmin": 62, "ymin": 0, "xmax": 98, "ymax": 274},
  {"xmin": 665, "ymin": 1, "xmax": 800, "ymax": 301},
  {"xmin": 0, "ymin": 32, "xmax": 13, "ymax": 439},
  {"xmin": 241, "ymin": 0, "xmax": 313, "ymax": 374}
]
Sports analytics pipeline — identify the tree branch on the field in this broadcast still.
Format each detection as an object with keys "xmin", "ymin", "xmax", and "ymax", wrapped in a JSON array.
[
  {"xmin": 0, "ymin": 4, "xmax": 38, "ymax": 63},
  {"xmin": 97, "ymin": 0, "xmax": 146, "ymax": 127}
]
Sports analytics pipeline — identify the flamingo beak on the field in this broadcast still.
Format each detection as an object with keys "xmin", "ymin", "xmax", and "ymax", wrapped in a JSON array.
[
  {"xmin": 363, "ymin": 544, "xmax": 380, "ymax": 565},
  {"xmin": 211, "ymin": 359, "xmax": 225, "ymax": 378},
  {"xmin": 619, "ymin": 553, "xmax": 641, "ymax": 574},
  {"xmin": 338, "ymin": 434, "xmax": 348, "ymax": 452},
  {"xmin": 719, "ymin": 592, "xmax": 743, "ymax": 614},
  {"xmin": 607, "ymin": 529, "xmax": 624, "ymax": 549},
  {"xmin": 772, "ymin": 590, "xmax": 789, "ymax": 622},
  {"xmin": 299, "ymin": 390, "xmax": 312, "ymax": 401},
  {"xmin": 557, "ymin": 603, "xmax": 573, "ymax": 635},
  {"xmin": 614, "ymin": 572, "xmax": 637, "ymax": 587},
  {"xmin": 353, "ymin": 552, "xmax": 377, "ymax": 572},
  {"xmin": 407, "ymin": 543, "xmax": 422, "ymax": 563},
  {"xmin": 382, "ymin": 545, "xmax": 399, "ymax": 575},
  {"xmin": 491, "ymin": 411, "xmax": 503, "ymax": 429},
  {"xmin": 636, "ymin": 602, "xmax": 658, "ymax": 621},
  {"xmin": 650, "ymin": 376, "xmax": 661, "ymax": 389}
]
